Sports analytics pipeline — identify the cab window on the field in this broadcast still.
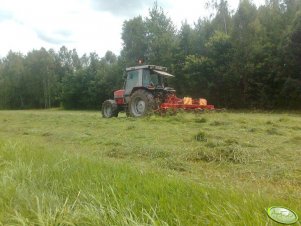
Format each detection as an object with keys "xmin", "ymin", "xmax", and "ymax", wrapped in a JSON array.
[
  {"xmin": 142, "ymin": 69, "xmax": 151, "ymax": 87},
  {"xmin": 125, "ymin": 70, "xmax": 139, "ymax": 94},
  {"xmin": 142, "ymin": 69, "xmax": 162, "ymax": 87}
]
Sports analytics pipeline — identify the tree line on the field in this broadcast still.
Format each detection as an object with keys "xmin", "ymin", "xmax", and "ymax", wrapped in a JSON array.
[{"xmin": 0, "ymin": 0, "xmax": 300, "ymax": 110}]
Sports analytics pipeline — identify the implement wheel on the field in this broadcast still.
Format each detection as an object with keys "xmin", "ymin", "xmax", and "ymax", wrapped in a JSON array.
[
  {"xmin": 102, "ymin": 100, "xmax": 118, "ymax": 118},
  {"xmin": 128, "ymin": 89, "xmax": 155, "ymax": 117}
]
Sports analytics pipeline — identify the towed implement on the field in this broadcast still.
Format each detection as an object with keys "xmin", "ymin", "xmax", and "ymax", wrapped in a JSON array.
[{"xmin": 102, "ymin": 65, "xmax": 214, "ymax": 118}]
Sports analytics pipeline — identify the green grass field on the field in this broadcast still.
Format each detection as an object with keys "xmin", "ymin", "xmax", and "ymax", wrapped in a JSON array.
[{"xmin": 0, "ymin": 110, "xmax": 300, "ymax": 225}]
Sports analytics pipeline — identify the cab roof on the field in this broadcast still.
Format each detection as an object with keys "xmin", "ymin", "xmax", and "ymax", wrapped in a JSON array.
[
  {"xmin": 126, "ymin": 65, "xmax": 167, "ymax": 72},
  {"xmin": 125, "ymin": 65, "xmax": 174, "ymax": 77}
]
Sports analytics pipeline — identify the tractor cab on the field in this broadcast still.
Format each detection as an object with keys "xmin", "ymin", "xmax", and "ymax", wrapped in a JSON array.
[
  {"xmin": 102, "ymin": 65, "xmax": 175, "ymax": 118},
  {"xmin": 123, "ymin": 65, "xmax": 174, "ymax": 102}
]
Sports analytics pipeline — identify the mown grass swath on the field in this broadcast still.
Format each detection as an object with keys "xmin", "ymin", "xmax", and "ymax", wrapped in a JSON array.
[{"xmin": 0, "ymin": 110, "xmax": 300, "ymax": 225}]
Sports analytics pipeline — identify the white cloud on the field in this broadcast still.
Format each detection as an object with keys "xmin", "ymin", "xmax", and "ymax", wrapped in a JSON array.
[
  {"xmin": 0, "ymin": 0, "xmax": 266, "ymax": 58},
  {"xmin": 0, "ymin": 20, "xmax": 42, "ymax": 56}
]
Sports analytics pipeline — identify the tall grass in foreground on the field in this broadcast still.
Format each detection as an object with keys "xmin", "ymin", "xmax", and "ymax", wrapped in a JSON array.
[
  {"xmin": 0, "ymin": 110, "xmax": 300, "ymax": 225},
  {"xmin": 0, "ymin": 139, "xmax": 297, "ymax": 225}
]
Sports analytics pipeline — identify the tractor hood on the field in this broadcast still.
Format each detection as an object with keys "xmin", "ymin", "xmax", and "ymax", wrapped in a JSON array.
[{"xmin": 153, "ymin": 70, "xmax": 174, "ymax": 77}]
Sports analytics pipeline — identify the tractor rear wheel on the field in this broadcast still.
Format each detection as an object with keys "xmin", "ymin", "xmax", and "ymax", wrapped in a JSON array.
[
  {"xmin": 128, "ymin": 89, "xmax": 155, "ymax": 117},
  {"xmin": 102, "ymin": 100, "xmax": 118, "ymax": 118}
]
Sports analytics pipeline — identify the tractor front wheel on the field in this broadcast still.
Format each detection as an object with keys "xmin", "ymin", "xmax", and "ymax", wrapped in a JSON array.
[
  {"xmin": 128, "ymin": 90, "xmax": 155, "ymax": 117},
  {"xmin": 102, "ymin": 100, "xmax": 118, "ymax": 118}
]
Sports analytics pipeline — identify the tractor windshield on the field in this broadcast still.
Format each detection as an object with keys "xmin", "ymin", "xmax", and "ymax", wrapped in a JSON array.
[{"xmin": 142, "ymin": 69, "xmax": 164, "ymax": 88}]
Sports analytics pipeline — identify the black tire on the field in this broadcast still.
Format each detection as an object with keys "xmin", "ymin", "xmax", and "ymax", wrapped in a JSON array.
[
  {"xmin": 128, "ymin": 89, "xmax": 155, "ymax": 117},
  {"xmin": 102, "ymin": 100, "xmax": 118, "ymax": 118}
]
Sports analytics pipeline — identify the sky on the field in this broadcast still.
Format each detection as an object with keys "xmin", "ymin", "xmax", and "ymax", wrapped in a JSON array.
[{"xmin": 0, "ymin": 0, "xmax": 265, "ymax": 58}]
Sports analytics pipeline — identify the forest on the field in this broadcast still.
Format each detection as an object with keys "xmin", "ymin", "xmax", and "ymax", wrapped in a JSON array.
[{"xmin": 0, "ymin": 0, "xmax": 300, "ymax": 110}]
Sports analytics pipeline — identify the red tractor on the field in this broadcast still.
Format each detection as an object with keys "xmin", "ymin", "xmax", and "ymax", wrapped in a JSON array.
[{"xmin": 101, "ymin": 65, "xmax": 214, "ymax": 118}]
